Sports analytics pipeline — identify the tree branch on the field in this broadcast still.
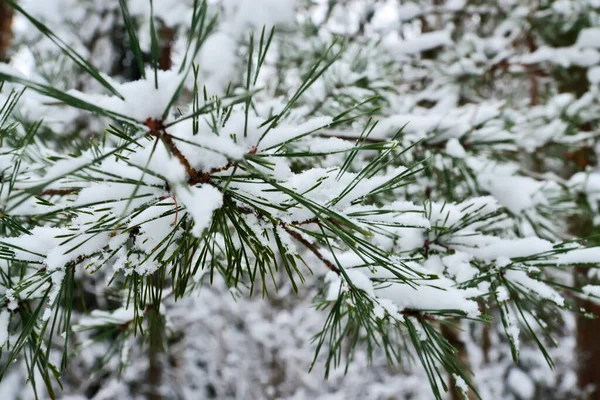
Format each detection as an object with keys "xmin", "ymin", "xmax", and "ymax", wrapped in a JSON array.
[{"xmin": 281, "ymin": 223, "xmax": 341, "ymax": 275}]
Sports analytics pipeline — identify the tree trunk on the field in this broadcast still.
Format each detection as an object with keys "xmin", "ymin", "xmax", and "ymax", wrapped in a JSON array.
[
  {"xmin": 147, "ymin": 305, "xmax": 165, "ymax": 400},
  {"xmin": 0, "ymin": 0, "xmax": 13, "ymax": 61},
  {"xmin": 147, "ymin": 270, "xmax": 166, "ymax": 400},
  {"xmin": 575, "ymin": 267, "xmax": 600, "ymax": 399},
  {"xmin": 441, "ymin": 321, "xmax": 478, "ymax": 400},
  {"xmin": 568, "ymin": 212, "xmax": 600, "ymax": 399},
  {"xmin": 159, "ymin": 26, "xmax": 175, "ymax": 71}
]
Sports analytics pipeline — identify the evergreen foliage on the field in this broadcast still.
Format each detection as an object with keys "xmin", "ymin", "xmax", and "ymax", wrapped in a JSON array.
[{"xmin": 1, "ymin": 1, "xmax": 600, "ymax": 399}]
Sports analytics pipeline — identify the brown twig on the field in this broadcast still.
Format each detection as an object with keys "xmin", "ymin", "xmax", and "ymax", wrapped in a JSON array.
[
  {"xmin": 400, "ymin": 308, "xmax": 437, "ymax": 322},
  {"xmin": 525, "ymin": 33, "xmax": 539, "ymax": 106},
  {"xmin": 187, "ymin": 162, "xmax": 235, "ymax": 185},
  {"xmin": 151, "ymin": 129, "xmax": 197, "ymax": 178},
  {"xmin": 291, "ymin": 217, "xmax": 319, "ymax": 226},
  {"xmin": 38, "ymin": 188, "xmax": 78, "ymax": 196},
  {"xmin": 281, "ymin": 223, "xmax": 341, "ymax": 275},
  {"xmin": 145, "ymin": 118, "xmax": 239, "ymax": 187},
  {"xmin": 228, "ymin": 197, "xmax": 345, "ymax": 276},
  {"xmin": 148, "ymin": 125, "xmax": 193, "ymax": 179}
]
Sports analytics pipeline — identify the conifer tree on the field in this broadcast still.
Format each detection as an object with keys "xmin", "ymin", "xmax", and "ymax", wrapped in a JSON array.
[{"xmin": 1, "ymin": 1, "xmax": 600, "ymax": 399}]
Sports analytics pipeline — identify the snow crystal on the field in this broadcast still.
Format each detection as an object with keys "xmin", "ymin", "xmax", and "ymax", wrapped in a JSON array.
[
  {"xmin": 344, "ymin": 201, "xmax": 430, "ymax": 228},
  {"xmin": 112, "ymin": 253, "xmax": 127, "ymax": 275},
  {"xmin": 423, "ymin": 255, "xmax": 445, "ymax": 275},
  {"xmin": 46, "ymin": 232, "xmax": 110, "ymax": 271},
  {"xmin": 259, "ymin": 116, "xmax": 333, "ymax": 150},
  {"xmin": 196, "ymin": 32, "xmax": 239, "ymax": 93},
  {"xmin": 170, "ymin": 118, "xmax": 247, "ymax": 162},
  {"xmin": 505, "ymin": 308, "xmax": 520, "ymax": 350},
  {"xmin": 468, "ymin": 238, "xmax": 553, "ymax": 262},
  {"xmin": 374, "ymin": 270, "xmax": 480, "ymax": 318},
  {"xmin": 326, "ymin": 269, "xmax": 375, "ymax": 300},
  {"xmin": 505, "ymin": 269, "xmax": 564, "ymax": 306},
  {"xmin": 74, "ymin": 182, "xmax": 163, "ymax": 212},
  {"xmin": 497, "ymin": 286, "xmax": 510, "ymax": 302},
  {"xmin": 7, "ymin": 300, "xmax": 18, "ymax": 312},
  {"xmin": 0, "ymin": 227, "xmax": 64, "ymax": 265},
  {"xmin": 68, "ymin": 69, "xmax": 182, "ymax": 121},
  {"xmin": 77, "ymin": 307, "xmax": 135, "ymax": 329},
  {"xmin": 427, "ymin": 197, "xmax": 500, "ymax": 232},
  {"xmin": 555, "ymin": 247, "xmax": 600, "ymax": 264},
  {"xmin": 128, "ymin": 202, "xmax": 180, "ymax": 254},
  {"xmin": 47, "ymin": 270, "xmax": 66, "ymax": 308},
  {"xmin": 582, "ymin": 285, "xmax": 600, "ymax": 298},
  {"xmin": 128, "ymin": 140, "xmax": 188, "ymax": 184},
  {"xmin": 445, "ymin": 138, "xmax": 466, "ymax": 158},
  {"xmin": 496, "ymin": 257, "xmax": 512, "ymax": 268},
  {"xmin": 373, "ymin": 298, "xmax": 399, "ymax": 320},
  {"xmin": 373, "ymin": 304, "xmax": 385, "ymax": 319},
  {"xmin": 42, "ymin": 308, "xmax": 53, "ymax": 322},
  {"xmin": 370, "ymin": 114, "xmax": 445, "ymax": 140},
  {"xmin": 325, "ymin": 270, "xmax": 342, "ymax": 301},
  {"xmin": 477, "ymin": 174, "xmax": 546, "ymax": 214},
  {"xmin": 461, "ymin": 196, "xmax": 502, "ymax": 216},
  {"xmin": 175, "ymin": 184, "xmax": 223, "ymax": 237},
  {"xmin": 453, "ymin": 374, "xmax": 469, "ymax": 396},
  {"xmin": 26, "ymin": 153, "xmax": 91, "ymax": 186},
  {"xmin": 307, "ymin": 137, "xmax": 355, "ymax": 153},
  {"xmin": 442, "ymin": 251, "xmax": 477, "ymax": 283},
  {"xmin": 346, "ymin": 269, "xmax": 375, "ymax": 297},
  {"xmin": 131, "ymin": 253, "xmax": 161, "ymax": 275}
]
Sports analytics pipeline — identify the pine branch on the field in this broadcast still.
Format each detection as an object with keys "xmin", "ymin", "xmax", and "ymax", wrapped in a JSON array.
[{"xmin": 281, "ymin": 223, "xmax": 341, "ymax": 275}]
